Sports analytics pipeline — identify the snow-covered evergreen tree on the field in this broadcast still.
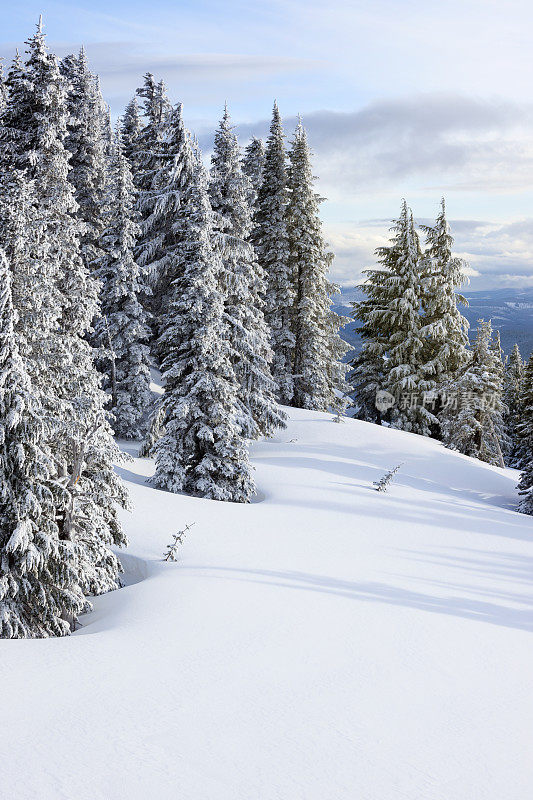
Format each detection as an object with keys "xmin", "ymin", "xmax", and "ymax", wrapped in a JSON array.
[
  {"xmin": 134, "ymin": 75, "xmax": 171, "ymax": 221},
  {"xmin": 60, "ymin": 47, "xmax": 107, "ymax": 273},
  {"xmin": 488, "ymin": 329, "xmax": 510, "ymax": 459},
  {"xmin": 0, "ymin": 249, "xmax": 85, "ymax": 638},
  {"xmin": 287, "ymin": 120, "xmax": 349, "ymax": 411},
  {"xmin": 121, "ymin": 95, "xmax": 142, "ymax": 165},
  {"xmin": 353, "ymin": 202, "xmax": 433, "ymax": 434},
  {"xmin": 96, "ymin": 127, "xmax": 152, "ymax": 438},
  {"xmin": 0, "ymin": 168, "xmax": 59, "ymax": 395},
  {"xmin": 0, "ymin": 21, "xmax": 128, "ymax": 599},
  {"xmin": 153, "ymin": 128, "xmax": 255, "ymax": 502},
  {"xmin": 139, "ymin": 402, "xmax": 166, "ymax": 458},
  {"xmin": 133, "ymin": 101, "xmax": 188, "ymax": 343},
  {"xmin": 99, "ymin": 98, "xmax": 114, "ymax": 158},
  {"xmin": 419, "ymin": 199, "xmax": 471, "ymax": 431},
  {"xmin": 348, "ymin": 290, "xmax": 388, "ymax": 424},
  {"xmin": 209, "ymin": 105, "xmax": 285, "ymax": 438},
  {"xmin": 441, "ymin": 319, "xmax": 507, "ymax": 466},
  {"xmin": 385, "ymin": 207, "xmax": 434, "ymax": 434},
  {"xmin": 242, "ymin": 136, "xmax": 265, "ymax": 200},
  {"xmin": 504, "ymin": 343, "xmax": 525, "ymax": 467},
  {"xmin": 516, "ymin": 352, "xmax": 533, "ymax": 514},
  {"xmin": 518, "ymin": 456, "xmax": 533, "ymax": 515},
  {"xmin": 252, "ymin": 102, "xmax": 294, "ymax": 404},
  {"xmin": 134, "ymin": 74, "xmax": 173, "ymax": 326}
]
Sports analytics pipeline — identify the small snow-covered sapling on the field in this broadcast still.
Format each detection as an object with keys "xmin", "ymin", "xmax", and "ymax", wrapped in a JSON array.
[
  {"xmin": 373, "ymin": 464, "xmax": 403, "ymax": 492},
  {"xmin": 163, "ymin": 523, "xmax": 195, "ymax": 562}
]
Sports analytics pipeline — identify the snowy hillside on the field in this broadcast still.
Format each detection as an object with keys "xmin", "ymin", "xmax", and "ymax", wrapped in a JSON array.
[{"xmin": 2, "ymin": 406, "xmax": 532, "ymax": 799}]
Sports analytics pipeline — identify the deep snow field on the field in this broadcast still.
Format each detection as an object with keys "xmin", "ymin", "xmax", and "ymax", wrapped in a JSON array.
[{"xmin": 2, "ymin": 407, "xmax": 533, "ymax": 800}]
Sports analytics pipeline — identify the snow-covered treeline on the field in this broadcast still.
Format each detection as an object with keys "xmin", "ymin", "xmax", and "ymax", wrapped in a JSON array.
[
  {"xmin": 0, "ymin": 23, "xmax": 128, "ymax": 638},
  {"xmin": 348, "ymin": 199, "xmax": 533, "ymax": 511},
  {"xmin": 0, "ymin": 20, "xmax": 350, "ymax": 637}
]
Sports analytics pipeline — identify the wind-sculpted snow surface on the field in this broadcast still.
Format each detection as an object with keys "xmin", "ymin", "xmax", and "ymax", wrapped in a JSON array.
[{"xmin": 1, "ymin": 407, "xmax": 532, "ymax": 799}]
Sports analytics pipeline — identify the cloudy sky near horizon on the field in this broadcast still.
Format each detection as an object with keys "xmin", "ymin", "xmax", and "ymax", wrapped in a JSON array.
[{"xmin": 2, "ymin": 0, "xmax": 533, "ymax": 290}]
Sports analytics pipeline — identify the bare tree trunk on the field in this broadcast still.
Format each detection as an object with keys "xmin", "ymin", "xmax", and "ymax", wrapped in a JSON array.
[{"xmin": 60, "ymin": 422, "xmax": 101, "ymax": 541}]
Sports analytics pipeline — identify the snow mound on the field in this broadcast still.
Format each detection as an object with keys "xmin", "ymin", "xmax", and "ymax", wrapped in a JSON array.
[{"xmin": 1, "ymin": 406, "xmax": 532, "ymax": 800}]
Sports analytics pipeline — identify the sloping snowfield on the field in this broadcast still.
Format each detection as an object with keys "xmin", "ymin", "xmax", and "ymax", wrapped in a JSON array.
[{"xmin": 2, "ymin": 407, "xmax": 533, "ymax": 800}]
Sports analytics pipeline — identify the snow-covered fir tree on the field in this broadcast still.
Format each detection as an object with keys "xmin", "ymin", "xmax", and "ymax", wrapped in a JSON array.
[
  {"xmin": 0, "ymin": 168, "xmax": 58, "ymax": 391},
  {"xmin": 242, "ymin": 136, "xmax": 265, "ymax": 200},
  {"xmin": 516, "ymin": 352, "xmax": 533, "ymax": 514},
  {"xmin": 121, "ymin": 95, "xmax": 142, "ymax": 165},
  {"xmin": 0, "ymin": 249, "xmax": 85, "ymax": 638},
  {"xmin": 99, "ymin": 98, "xmax": 114, "ymax": 158},
  {"xmin": 209, "ymin": 105, "xmax": 285, "ymax": 438},
  {"xmin": 133, "ymin": 101, "xmax": 188, "ymax": 345},
  {"xmin": 518, "ymin": 454, "xmax": 533, "ymax": 515},
  {"xmin": 252, "ymin": 102, "xmax": 294, "ymax": 404},
  {"xmin": 503, "ymin": 343, "xmax": 525, "ymax": 467},
  {"xmin": 134, "ymin": 78, "xmax": 170, "ymax": 231},
  {"xmin": 384, "ymin": 207, "xmax": 434, "ymax": 434},
  {"xmin": 134, "ymin": 74, "xmax": 173, "ymax": 326},
  {"xmin": 419, "ymin": 199, "xmax": 471, "ymax": 432},
  {"xmin": 352, "ymin": 201, "xmax": 433, "ymax": 434},
  {"xmin": 60, "ymin": 47, "xmax": 107, "ymax": 273},
  {"xmin": 441, "ymin": 319, "xmax": 507, "ymax": 466},
  {"xmin": 349, "ymin": 268, "xmax": 388, "ymax": 425},
  {"xmin": 0, "ymin": 20, "xmax": 128, "ymax": 600},
  {"xmin": 153, "ymin": 126, "xmax": 255, "ymax": 502},
  {"xmin": 95, "ymin": 127, "xmax": 152, "ymax": 438},
  {"xmin": 488, "ymin": 329, "xmax": 510, "ymax": 459},
  {"xmin": 287, "ymin": 120, "xmax": 349, "ymax": 411}
]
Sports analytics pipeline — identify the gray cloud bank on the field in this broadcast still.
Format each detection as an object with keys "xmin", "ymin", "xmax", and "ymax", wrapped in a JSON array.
[
  {"xmin": 199, "ymin": 94, "xmax": 533, "ymax": 198},
  {"xmin": 326, "ymin": 217, "xmax": 533, "ymax": 291},
  {"xmin": 213, "ymin": 95, "xmax": 533, "ymax": 288}
]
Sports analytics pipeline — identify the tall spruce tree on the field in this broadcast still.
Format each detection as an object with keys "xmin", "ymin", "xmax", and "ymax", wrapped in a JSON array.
[
  {"xmin": 0, "ymin": 249, "xmax": 85, "ymax": 638},
  {"xmin": 96, "ymin": 127, "xmax": 152, "ymax": 438},
  {"xmin": 504, "ymin": 343, "xmax": 525, "ymax": 467},
  {"xmin": 253, "ymin": 102, "xmax": 294, "ymax": 404},
  {"xmin": 0, "ymin": 20, "xmax": 128, "ymax": 600},
  {"xmin": 153, "ymin": 125, "xmax": 255, "ymax": 502},
  {"xmin": 121, "ymin": 95, "xmax": 142, "ymax": 165},
  {"xmin": 134, "ymin": 101, "xmax": 188, "ymax": 346},
  {"xmin": 209, "ymin": 106, "xmax": 285, "ymax": 438},
  {"xmin": 441, "ymin": 319, "xmax": 506, "ymax": 466},
  {"xmin": 516, "ymin": 352, "xmax": 533, "ymax": 514},
  {"xmin": 242, "ymin": 136, "xmax": 265, "ymax": 199},
  {"xmin": 419, "ymin": 199, "xmax": 471, "ymax": 430},
  {"xmin": 60, "ymin": 47, "xmax": 107, "ymax": 274},
  {"xmin": 349, "ymin": 293, "xmax": 388, "ymax": 424},
  {"xmin": 0, "ymin": 167, "xmax": 69, "ymax": 475},
  {"xmin": 134, "ymin": 74, "xmax": 172, "ymax": 327},
  {"xmin": 287, "ymin": 120, "xmax": 349, "ymax": 410},
  {"xmin": 489, "ymin": 329, "xmax": 510, "ymax": 459},
  {"xmin": 353, "ymin": 202, "xmax": 433, "ymax": 434}
]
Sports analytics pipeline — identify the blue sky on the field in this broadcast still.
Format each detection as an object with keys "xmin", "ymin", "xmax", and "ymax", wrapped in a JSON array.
[{"xmin": 2, "ymin": 0, "xmax": 533, "ymax": 290}]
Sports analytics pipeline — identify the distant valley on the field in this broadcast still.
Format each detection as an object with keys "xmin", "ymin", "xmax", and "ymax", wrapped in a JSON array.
[{"xmin": 335, "ymin": 286, "xmax": 533, "ymax": 360}]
